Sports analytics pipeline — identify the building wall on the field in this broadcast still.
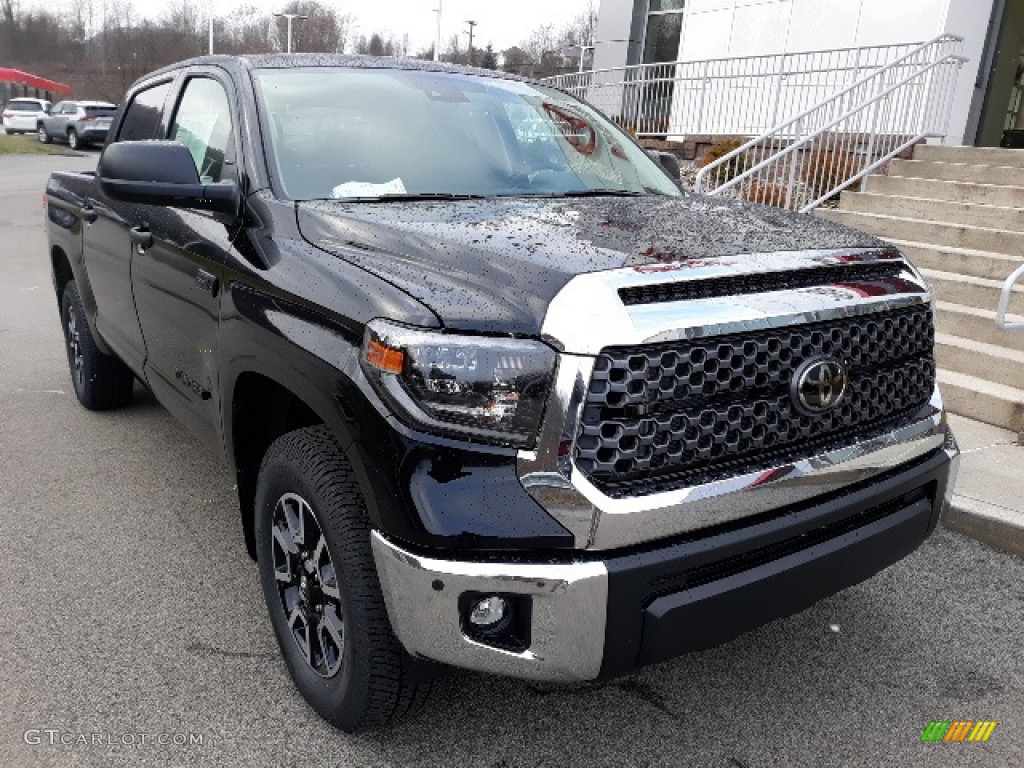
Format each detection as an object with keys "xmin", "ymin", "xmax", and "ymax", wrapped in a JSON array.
[{"xmin": 594, "ymin": 0, "xmax": 996, "ymax": 144}]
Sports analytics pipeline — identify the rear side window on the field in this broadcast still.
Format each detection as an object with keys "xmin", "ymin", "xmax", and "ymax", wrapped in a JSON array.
[
  {"xmin": 6, "ymin": 100, "xmax": 43, "ymax": 111},
  {"xmin": 85, "ymin": 106, "xmax": 117, "ymax": 116},
  {"xmin": 117, "ymin": 81, "xmax": 172, "ymax": 141}
]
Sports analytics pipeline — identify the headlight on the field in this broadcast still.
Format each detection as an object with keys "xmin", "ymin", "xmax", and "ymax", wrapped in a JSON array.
[{"xmin": 360, "ymin": 319, "xmax": 557, "ymax": 449}]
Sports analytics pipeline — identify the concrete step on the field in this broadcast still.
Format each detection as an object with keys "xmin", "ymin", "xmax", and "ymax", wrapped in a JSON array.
[
  {"xmin": 888, "ymin": 159, "xmax": 1024, "ymax": 187},
  {"xmin": 887, "ymin": 239, "xmax": 1023, "ymax": 282},
  {"xmin": 817, "ymin": 209, "xmax": 1024, "ymax": 257},
  {"xmin": 839, "ymin": 193, "xmax": 1024, "ymax": 233},
  {"xmin": 935, "ymin": 332, "xmax": 1024, "ymax": 390},
  {"xmin": 865, "ymin": 175, "xmax": 1024, "ymax": 209},
  {"xmin": 937, "ymin": 368, "xmax": 1024, "ymax": 432},
  {"xmin": 920, "ymin": 268, "xmax": 1024, "ymax": 315},
  {"xmin": 914, "ymin": 144, "xmax": 1024, "ymax": 168},
  {"xmin": 935, "ymin": 301, "xmax": 1024, "ymax": 352}
]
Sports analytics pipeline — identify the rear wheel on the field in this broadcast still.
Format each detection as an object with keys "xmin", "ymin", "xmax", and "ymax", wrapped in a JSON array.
[
  {"xmin": 38, "ymin": 124, "xmax": 51, "ymax": 144},
  {"xmin": 67, "ymin": 129, "xmax": 80, "ymax": 150},
  {"xmin": 60, "ymin": 281, "xmax": 135, "ymax": 410},
  {"xmin": 255, "ymin": 426, "xmax": 435, "ymax": 732}
]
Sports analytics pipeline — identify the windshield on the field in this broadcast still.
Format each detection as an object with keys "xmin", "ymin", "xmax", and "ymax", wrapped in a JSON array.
[{"xmin": 253, "ymin": 68, "xmax": 681, "ymax": 201}]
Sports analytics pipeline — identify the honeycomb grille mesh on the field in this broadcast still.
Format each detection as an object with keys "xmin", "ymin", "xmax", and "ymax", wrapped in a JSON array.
[{"xmin": 574, "ymin": 304, "xmax": 935, "ymax": 497}]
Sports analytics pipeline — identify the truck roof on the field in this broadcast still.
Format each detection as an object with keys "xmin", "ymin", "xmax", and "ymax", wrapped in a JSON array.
[{"xmin": 134, "ymin": 53, "xmax": 534, "ymax": 90}]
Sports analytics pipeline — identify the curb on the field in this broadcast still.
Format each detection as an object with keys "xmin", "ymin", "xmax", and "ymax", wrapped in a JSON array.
[{"xmin": 942, "ymin": 495, "xmax": 1024, "ymax": 557}]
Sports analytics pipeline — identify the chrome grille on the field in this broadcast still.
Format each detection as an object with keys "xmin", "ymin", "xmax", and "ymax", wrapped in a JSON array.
[{"xmin": 574, "ymin": 304, "xmax": 935, "ymax": 497}]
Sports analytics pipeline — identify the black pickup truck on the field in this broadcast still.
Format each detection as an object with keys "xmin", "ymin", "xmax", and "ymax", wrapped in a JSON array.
[{"xmin": 44, "ymin": 55, "xmax": 959, "ymax": 732}]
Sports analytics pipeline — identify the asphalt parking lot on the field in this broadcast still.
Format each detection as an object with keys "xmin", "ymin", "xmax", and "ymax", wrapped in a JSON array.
[{"xmin": 1, "ymin": 153, "xmax": 1022, "ymax": 767}]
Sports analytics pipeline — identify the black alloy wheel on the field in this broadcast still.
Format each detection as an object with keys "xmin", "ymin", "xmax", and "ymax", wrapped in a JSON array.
[
  {"xmin": 65, "ymin": 299, "xmax": 85, "ymax": 392},
  {"xmin": 270, "ymin": 492, "xmax": 345, "ymax": 678}
]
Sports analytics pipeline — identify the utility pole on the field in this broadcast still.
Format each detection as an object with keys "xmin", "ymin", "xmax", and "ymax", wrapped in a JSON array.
[
  {"xmin": 465, "ymin": 20, "xmax": 477, "ymax": 64},
  {"xmin": 274, "ymin": 12, "xmax": 308, "ymax": 54},
  {"xmin": 433, "ymin": 1, "xmax": 442, "ymax": 62}
]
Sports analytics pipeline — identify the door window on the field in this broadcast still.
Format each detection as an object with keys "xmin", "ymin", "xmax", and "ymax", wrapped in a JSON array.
[
  {"xmin": 168, "ymin": 78, "xmax": 234, "ymax": 184},
  {"xmin": 117, "ymin": 82, "xmax": 172, "ymax": 141}
]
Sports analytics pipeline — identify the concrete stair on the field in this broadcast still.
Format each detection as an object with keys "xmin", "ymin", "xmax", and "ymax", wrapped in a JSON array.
[{"xmin": 818, "ymin": 144, "xmax": 1024, "ymax": 432}]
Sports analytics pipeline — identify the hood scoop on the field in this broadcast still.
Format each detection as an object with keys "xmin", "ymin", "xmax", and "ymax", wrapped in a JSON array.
[{"xmin": 619, "ymin": 250, "xmax": 906, "ymax": 306}]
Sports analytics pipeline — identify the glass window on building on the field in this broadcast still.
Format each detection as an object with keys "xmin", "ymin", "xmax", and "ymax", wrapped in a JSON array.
[{"xmin": 643, "ymin": 0, "xmax": 686, "ymax": 65}]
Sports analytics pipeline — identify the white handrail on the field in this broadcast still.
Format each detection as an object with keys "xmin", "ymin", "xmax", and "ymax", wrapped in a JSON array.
[
  {"xmin": 543, "ymin": 40, "xmax": 929, "ymax": 139},
  {"xmin": 702, "ymin": 54, "xmax": 963, "ymax": 201},
  {"xmin": 996, "ymin": 265, "xmax": 1024, "ymax": 330},
  {"xmin": 692, "ymin": 34, "xmax": 967, "ymax": 211}
]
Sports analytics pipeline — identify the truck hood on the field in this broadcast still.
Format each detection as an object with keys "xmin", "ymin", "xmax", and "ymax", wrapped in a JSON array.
[{"xmin": 297, "ymin": 193, "xmax": 885, "ymax": 336}]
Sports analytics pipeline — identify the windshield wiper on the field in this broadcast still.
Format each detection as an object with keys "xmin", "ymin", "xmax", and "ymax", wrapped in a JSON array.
[
  {"xmin": 521, "ymin": 189, "xmax": 647, "ymax": 199},
  {"xmin": 333, "ymin": 192, "xmax": 487, "ymax": 202}
]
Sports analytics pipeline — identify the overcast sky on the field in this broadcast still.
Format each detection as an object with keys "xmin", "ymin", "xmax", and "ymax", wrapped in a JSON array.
[{"xmin": 32, "ymin": 0, "xmax": 595, "ymax": 54}]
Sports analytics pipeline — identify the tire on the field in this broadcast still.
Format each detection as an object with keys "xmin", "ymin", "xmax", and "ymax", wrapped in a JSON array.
[
  {"xmin": 67, "ymin": 129, "xmax": 80, "ymax": 150},
  {"xmin": 255, "ymin": 426, "xmax": 434, "ymax": 732},
  {"xmin": 60, "ymin": 281, "xmax": 135, "ymax": 410},
  {"xmin": 38, "ymin": 124, "xmax": 51, "ymax": 144}
]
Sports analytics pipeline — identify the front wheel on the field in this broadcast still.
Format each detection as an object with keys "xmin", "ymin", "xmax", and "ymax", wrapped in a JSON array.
[
  {"xmin": 61, "ymin": 281, "xmax": 135, "ymax": 410},
  {"xmin": 37, "ymin": 125, "xmax": 51, "ymax": 143},
  {"xmin": 255, "ymin": 426, "xmax": 434, "ymax": 732}
]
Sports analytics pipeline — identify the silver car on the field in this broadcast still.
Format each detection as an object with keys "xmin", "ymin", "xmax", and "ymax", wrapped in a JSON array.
[
  {"xmin": 2, "ymin": 97, "xmax": 51, "ymax": 134},
  {"xmin": 38, "ymin": 100, "xmax": 117, "ymax": 149}
]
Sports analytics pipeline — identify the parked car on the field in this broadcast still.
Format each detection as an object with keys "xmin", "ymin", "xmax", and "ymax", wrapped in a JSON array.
[
  {"xmin": 38, "ymin": 100, "xmax": 117, "ymax": 149},
  {"xmin": 44, "ymin": 55, "xmax": 959, "ymax": 732},
  {"xmin": 2, "ymin": 97, "xmax": 51, "ymax": 134}
]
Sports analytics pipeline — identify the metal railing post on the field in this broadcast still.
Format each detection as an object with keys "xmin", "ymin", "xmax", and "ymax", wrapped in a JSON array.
[
  {"xmin": 784, "ymin": 116, "xmax": 804, "ymax": 210},
  {"xmin": 696, "ymin": 60, "xmax": 710, "ymax": 134}
]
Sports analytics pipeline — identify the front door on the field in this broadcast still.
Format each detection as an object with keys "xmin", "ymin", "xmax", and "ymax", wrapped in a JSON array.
[{"xmin": 130, "ymin": 74, "xmax": 240, "ymax": 448}]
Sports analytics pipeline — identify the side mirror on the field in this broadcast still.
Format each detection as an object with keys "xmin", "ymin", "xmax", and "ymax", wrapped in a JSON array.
[
  {"xmin": 647, "ymin": 149, "xmax": 681, "ymax": 185},
  {"xmin": 98, "ymin": 140, "xmax": 239, "ymax": 214}
]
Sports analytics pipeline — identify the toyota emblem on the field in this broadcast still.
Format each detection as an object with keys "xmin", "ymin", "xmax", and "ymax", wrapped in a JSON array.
[{"xmin": 792, "ymin": 358, "xmax": 849, "ymax": 414}]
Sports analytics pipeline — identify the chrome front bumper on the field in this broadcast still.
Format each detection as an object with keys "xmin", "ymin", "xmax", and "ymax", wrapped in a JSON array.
[
  {"xmin": 371, "ymin": 531, "xmax": 609, "ymax": 681},
  {"xmin": 372, "ymin": 432, "xmax": 959, "ymax": 682}
]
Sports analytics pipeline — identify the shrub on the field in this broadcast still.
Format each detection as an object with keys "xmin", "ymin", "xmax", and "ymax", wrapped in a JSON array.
[
  {"xmin": 742, "ymin": 180, "xmax": 792, "ymax": 208},
  {"xmin": 800, "ymin": 148, "xmax": 860, "ymax": 204},
  {"xmin": 699, "ymin": 138, "xmax": 750, "ymax": 184}
]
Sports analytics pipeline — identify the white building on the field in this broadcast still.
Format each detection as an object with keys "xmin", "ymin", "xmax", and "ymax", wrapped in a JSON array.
[{"xmin": 591, "ymin": 0, "xmax": 1024, "ymax": 147}]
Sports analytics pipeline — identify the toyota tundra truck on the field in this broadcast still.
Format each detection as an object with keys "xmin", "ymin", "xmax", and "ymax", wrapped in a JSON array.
[{"xmin": 44, "ymin": 54, "xmax": 959, "ymax": 732}]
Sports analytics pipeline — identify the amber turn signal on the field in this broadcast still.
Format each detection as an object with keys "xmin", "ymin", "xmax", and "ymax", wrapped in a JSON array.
[{"xmin": 366, "ymin": 339, "xmax": 405, "ymax": 374}]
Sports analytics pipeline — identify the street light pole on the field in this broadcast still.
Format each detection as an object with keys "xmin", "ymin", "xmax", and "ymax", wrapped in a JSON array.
[
  {"xmin": 274, "ymin": 12, "xmax": 308, "ymax": 54},
  {"xmin": 208, "ymin": 16, "xmax": 214, "ymax": 55},
  {"xmin": 433, "ymin": 1, "xmax": 442, "ymax": 62},
  {"xmin": 465, "ymin": 20, "xmax": 477, "ymax": 63}
]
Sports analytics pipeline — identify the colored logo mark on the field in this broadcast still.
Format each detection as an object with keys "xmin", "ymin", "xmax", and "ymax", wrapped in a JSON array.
[{"xmin": 921, "ymin": 721, "xmax": 997, "ymax": 743}]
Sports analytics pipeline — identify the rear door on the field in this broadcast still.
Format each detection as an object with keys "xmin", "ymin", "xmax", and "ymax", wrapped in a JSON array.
[
  {"xmin": 129, "ymin": 69, "xmax": 240, "ymax": 446},
  {"xmin": 82, "ymin": 79, "xmax": 175, "ymax": 374},
  {"xmin": 53, "ymin": 102, "xmax": 76, "ymax": 138}
]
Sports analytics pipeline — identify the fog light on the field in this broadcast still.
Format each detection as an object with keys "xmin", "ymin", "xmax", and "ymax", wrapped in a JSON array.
[{"xmin": 469, "ymin": 596, "xmax": 507, "ymax": 628}]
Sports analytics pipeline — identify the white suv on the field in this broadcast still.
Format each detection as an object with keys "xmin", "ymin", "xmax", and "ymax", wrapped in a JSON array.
[{"xmin": 2, "ymin": 98, "xmax": 52, "ymax": 134}]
